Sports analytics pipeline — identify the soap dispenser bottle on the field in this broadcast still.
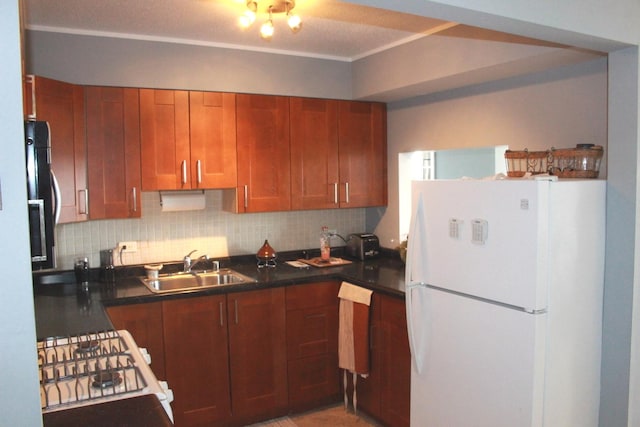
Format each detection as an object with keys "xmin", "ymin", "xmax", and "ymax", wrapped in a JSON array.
[{"xmin": 320, "ymin": 226, "xmax": 331, "ymax": 261}]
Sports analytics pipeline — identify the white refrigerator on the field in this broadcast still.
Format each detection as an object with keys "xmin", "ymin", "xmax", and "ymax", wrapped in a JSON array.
[{"xmin": 405, "ymin": 178, "xmax": 605, "ymax": 427}]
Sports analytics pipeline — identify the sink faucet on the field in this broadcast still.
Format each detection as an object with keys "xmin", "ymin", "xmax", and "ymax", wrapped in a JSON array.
[{"xmin": 183, "ymin": 250, "xmax": 209, "ymax": 273}]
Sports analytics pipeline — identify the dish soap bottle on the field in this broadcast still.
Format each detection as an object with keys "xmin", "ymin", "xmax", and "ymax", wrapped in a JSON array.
[{"xmin": 320, "ymin": 226, "xmax": 331, "ymax": 261}]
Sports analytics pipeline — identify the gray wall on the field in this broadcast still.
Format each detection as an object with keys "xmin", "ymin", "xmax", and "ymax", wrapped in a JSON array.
[
  {"xmin": 0, "ymin": 2, "xmax": 43, "ymax": 426},
  {"xmin": 371, "ymin": 58, "xmax": 608, "ymax": 249},
  {"xmin": 25, "ymin": 31, "xmax": 353, "ymax": 99}
]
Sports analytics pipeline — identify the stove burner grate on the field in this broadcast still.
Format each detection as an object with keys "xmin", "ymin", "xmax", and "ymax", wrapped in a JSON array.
[{"xmin": 38, "ymin": 330, "xmax": 149, "ymax": 410}]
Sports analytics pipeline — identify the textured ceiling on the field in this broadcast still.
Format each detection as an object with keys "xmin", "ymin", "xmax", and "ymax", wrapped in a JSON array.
[{"xmin": 23, "ymin": 0, "xmax": 457, "ymax": 61}]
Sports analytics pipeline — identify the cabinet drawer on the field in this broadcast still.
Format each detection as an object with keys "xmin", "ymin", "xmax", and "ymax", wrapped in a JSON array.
[{"xmin": 286, "ymin": 281, "xmax": 339, "ymax": 310}]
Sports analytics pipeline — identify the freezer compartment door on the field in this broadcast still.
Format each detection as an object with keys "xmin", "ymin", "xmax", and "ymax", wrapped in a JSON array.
[
  {"xmin": 410, "ymin": 179, "xmax": 547, "ymax": 311},
  {"xmin": 410, "ymin": 287, "xmax": 546, "ymax": 427}
]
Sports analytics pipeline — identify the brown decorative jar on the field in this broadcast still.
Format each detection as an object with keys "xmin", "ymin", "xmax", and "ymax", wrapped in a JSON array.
[{"xmin": 256, "ymin": 239, "xmax": 277, "ymax": 268}]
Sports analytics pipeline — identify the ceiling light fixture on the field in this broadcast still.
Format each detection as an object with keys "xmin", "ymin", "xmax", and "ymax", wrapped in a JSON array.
[{"xmin": 239, "ymin": 0, "xmax": 302, "ymax": 40}]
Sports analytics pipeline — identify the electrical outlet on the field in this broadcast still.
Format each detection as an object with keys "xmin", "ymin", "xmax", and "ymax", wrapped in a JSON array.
[{"xmin": 117, "ymin": 241, "xmax": 138, "ymax": 253}]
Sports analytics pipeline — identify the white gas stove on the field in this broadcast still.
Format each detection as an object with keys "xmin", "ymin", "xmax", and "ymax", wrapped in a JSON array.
[{"xmin": 38, "ymin": 330, "xmax": 173, "ymax": 422}]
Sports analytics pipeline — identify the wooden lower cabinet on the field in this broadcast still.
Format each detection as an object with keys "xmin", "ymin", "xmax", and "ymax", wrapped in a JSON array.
[
  {"xmin": 106, "ymin": 284, "xmax": 408, "ymax": 427},
  {"xmin": 105, "ymin": 302, "xmax": 165, "ymax": 379},
  {"xmin": 354, "ymin": 294, "xmax": 411, "ymax": 427},
  {"xmin": 227, "ymin": 288, "xmax": 288, "ymax": 425},
  {"xmin": 162, "ymin": 289, "xmax": 288, "ymax": 427},
  {"xmin": 162, "ymin": 295, "xmax": 231, "ymax": 427},
  {"xmin": 286, "ymin": 281, "xmax": 341, "ymax": 411}
]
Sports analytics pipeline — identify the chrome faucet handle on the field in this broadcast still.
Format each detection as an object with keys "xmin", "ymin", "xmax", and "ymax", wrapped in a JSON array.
[{"xmin": 183, "ymin": 250, "xmax": 198, "ymax": 272}]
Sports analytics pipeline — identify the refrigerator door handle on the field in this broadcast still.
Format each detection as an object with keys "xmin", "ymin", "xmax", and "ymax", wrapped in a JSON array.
[{"xmin": 405, "ymin": 193, "xmax": 430, "ymax": 374}]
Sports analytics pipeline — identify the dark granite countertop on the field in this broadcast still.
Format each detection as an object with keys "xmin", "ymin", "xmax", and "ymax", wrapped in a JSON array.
[{"xmin": 33, "ymin": 249, "xmax": 406, "ymax": 340}]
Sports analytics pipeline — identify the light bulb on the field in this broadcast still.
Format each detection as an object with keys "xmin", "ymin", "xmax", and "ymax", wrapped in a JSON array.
[
  {"xmin": 260, "ymin": 19, "xmax": 274, "ymax": 40},
  {"xmin": 238, "ymin": 10, "xmax": 256, "ymax": 29},
  {"xmin": 287, "ymin": 13, "xmax": 302, "ymax": 32}
]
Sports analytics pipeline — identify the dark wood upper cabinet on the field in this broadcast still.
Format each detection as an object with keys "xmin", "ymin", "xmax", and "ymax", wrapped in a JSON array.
[
  {"xmin": 290, "ymin": 97, "xmax": 340, "ymax": 210},
  {"xmin": 235, "ymin": 94, "xmax": 291, "ymax": 212},
  {"xmin": 338, "ymin": 100, "xmax": 387, "ymax": 208},
  {"xmin": 28, "ymin": 75, "xmax": 88, "ymax": 223},
  {"xmin": 137, "ymin": 89, "xmax": 239, "ymax": 192},
  {"xmin": 85, "ymin": 86, "xmax": 141, "ymax": 218},
  {"xmin": 290, "ymin": 98, "xmax": 387, "ymax": 210},
  {"xmin": 139, "ymin": 88, "xmax": 191, "ymax": 190},
  {"xmin": 189, "ymin": 91, "xmax": 237, "ymax": 189}
]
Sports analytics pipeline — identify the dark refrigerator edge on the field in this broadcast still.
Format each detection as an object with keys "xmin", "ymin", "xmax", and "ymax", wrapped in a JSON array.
[{"xmin": 25, "ymin": 120, "xmax": 56, "ymax": 270}]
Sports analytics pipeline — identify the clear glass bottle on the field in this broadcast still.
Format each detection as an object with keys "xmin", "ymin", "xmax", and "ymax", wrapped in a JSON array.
[{"xmin": 320, "ymin": 226, "xmax": 331, "ymax": 261}]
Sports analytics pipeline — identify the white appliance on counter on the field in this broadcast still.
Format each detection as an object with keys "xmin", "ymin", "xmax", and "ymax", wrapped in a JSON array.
[
  {"xmin": 38, "ymin": 329, "xmax": 174, "ymax": 422},
  {"xmin": 405, "ymin": 178, "xmax": 605, "ymax": 427}
]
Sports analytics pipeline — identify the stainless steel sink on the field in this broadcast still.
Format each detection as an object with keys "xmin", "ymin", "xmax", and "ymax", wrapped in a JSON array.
[{"xmin": 140, "ymin": 268, "xmax": 256, "ymax": 293}]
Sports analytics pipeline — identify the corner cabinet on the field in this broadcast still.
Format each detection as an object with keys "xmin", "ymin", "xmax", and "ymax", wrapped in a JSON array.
[
  {"xmin": 105, "ymin": 302, "xmax": 165, "ymax": 380},
  {"xmin": 139, "ymin": 89, "xmax": 237, "ymax": 191},
  {"xmin": 290, "ymin": 98, "xmax": 387, "ymax": 210},
  {"xmin": 356, "ymin": 293, "xmax": 410, "ymax": 427},
  {"xmin": 232, "ymin": 94, "xmax": 291, "ymax": 213},
  {"xmin": 26, "ymin": 75, "xmax": 88, "ymax": 223},
  {"xmin": 85, "ymin": 86, "xmax": 142, "ymax": 219}
]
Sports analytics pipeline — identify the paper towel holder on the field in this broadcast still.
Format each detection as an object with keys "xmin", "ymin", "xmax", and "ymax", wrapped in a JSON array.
[{"xmin": 160, "ymin": 190, "xmax": 206, "ymax": 212}]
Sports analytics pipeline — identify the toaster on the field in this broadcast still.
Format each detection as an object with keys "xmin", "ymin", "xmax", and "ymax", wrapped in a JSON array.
[{"xmin": 346, "ymin": 233, "xmax": 380, "ymax": 260}]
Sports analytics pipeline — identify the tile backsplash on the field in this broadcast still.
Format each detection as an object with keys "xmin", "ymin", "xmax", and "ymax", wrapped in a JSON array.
[{"xmin": 54, "ymin": 191, "xmax": 365, "ymax": 270}]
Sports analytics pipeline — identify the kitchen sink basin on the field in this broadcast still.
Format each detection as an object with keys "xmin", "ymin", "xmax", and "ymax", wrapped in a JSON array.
[{"xmin": 140, "ymin": 268, "xmax": 256, "ymax": 293}]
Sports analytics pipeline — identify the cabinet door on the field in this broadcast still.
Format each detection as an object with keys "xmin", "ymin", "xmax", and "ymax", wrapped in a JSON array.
[
  {"xmin": 32, "ymin": 76, "xmax": 87, "ymax": 223},
  {"xmin": 140, "ymin": 89, "xmax": 190, "ymax": 190},
  {"xmin": 338, "ymin": 101, "xmax": 387, "ymax": 208},
  {"xmin": 290, "ymin": 97, "xmax": 340, "ymax": 210},
  {"xmin": 105, "ymin": 303, "xmax": 165, "ymax": 379},
  {"xmin": 86, "ymin": 86, "xmax": 141, "ymax": 218},
  {"xmin": 228, "ymin": 288, "xmax": 288, "ymax": 424},
  {"xmin": 236, "ymin": 94, "xmax": 290, "ymax": 212},
  {"xmin": 163, "ymin": 295, "xmax": 231, "ymax": 427},
  {"xmin": 189, "ymin": 91, "xmax": 237, "ymax": 189},
  {"xmin": 380, "ymin": 295, "xmax": 411, "ymax": 427}
]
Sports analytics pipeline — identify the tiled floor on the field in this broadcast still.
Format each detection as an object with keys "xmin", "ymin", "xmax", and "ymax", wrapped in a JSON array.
[{"xmin": 254, "ymin": 404, "xmax": 381, "ymax": 427}]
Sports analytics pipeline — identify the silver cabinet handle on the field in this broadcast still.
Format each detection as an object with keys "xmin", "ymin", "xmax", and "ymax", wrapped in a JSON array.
[
  {"xmin": 131, "ymin": 187, "xmax": 137, "ymax": 213},
  {"xmin": 345, "ymin": 182, "xmax": 350, "ymax": 204},
  {"xmin": 234, "ymin": 299, "xmax": 239, "ymax": 324},
  {"xmin": 243, "ymin": 185, "xmax": 248, "ymax": 209},
  {"xmin": 181, "ymin": 160, "xmax": 188, "ymax": 185},
  {"xmin": 27, "ymin": 75, "xmax": 36, "ymax": 120},
  {"xmin": 79, "ymin": 188, "xmax": 89, "ymax": 215},
  {"xmin": 196, "ymin": 160, "xmax": 202, "ymax": 184},
  {"xmin": 333, "ymin": 183, "xmax": 338, "ymax": 204},
  {"xmin": 219, "ymin": 301, "xmax": 224, "ymax": 327}
]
